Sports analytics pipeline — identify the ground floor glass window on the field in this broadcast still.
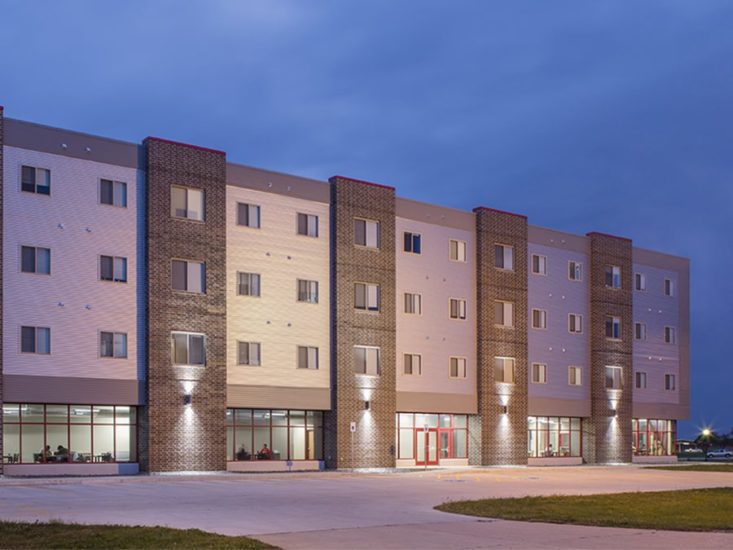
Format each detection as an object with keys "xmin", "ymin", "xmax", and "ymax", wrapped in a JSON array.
[
  {"xmin": 395, "ymin": 413, "xmax": 468, "ymax": 460},
  {"xmin": 226, "ymin": 409, "xmax": 323, "ymax": 461},
  {"xmin": 2, "ymin": 403, "xmax": 137, "ymax": 464},
  {"xmin": 632, "ymin": 418, "xmax": 675, "ymax": 456},
  {"xmin": 527, "ymin": 416, "xmax": 582, "ymax": 458}
]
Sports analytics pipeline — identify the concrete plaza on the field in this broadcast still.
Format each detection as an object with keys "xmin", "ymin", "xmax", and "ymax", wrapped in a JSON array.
[{"xmin": 0, "ymin": 465, "xmax": 731, "ymax": 549}]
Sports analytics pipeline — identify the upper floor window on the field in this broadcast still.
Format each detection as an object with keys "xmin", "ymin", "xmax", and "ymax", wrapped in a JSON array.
[
  {"xmin": 355, "ymin": 283, "xmax": 380, "ymax": 312},
  {"xmin": 605, "ymin": 366, "xmax": 623, "ymax": 389},
  {"xmin": 21, "ymin": 246, "xmax": 50, "ymax": 275},
  {"xmin": 237, "ymin": 202, "xmax": 260, "ymax": 228},
  {"xmin": 494, "ymin": 357, "xmax": 515, "ymax": 383},
  {"xmin": 297, "ymin": 213, "xmax": 318, "ymax": 237},
  {"xmin": 404, "ymin": 353, "xmax": 421, "ymax": 375},
  {"xmin": 664, "ymin": 326, "xmax": 677, "ymax": 344},
  {"xmin": 449, "ymin": 357, "xmax": 467, "ymax": 379},
  {"xmin": 100, "ymin": 255, "xmax": 127, "ymax": 283},
  {"xmin": 531, "ymin": 363, "xmax": 547, "ymax": 384},
  {"xmin": 403, "ymin": 232, "xmax": 421, "ymax": 254},
  {"xmin": 237, "ymin": 272, "xmax": 261, "ymax": 297},
  {"xmin": 605, "ymin": 265, "xmax": 621, "ymax": 289},
  {"xmin": 636, "ymin": 371, "xmax": 647, "ymax": 389},
  {"xmin": 354, "ymin": 346, "xmax": 380, "ymax": 376},
  {"xmin": 172, "ymin": 260, "xmax": 205, "ymax": 294},
  {"xmin": 568, "ymin": 261, "xmax": 583, "ymax": 281},
  {"xmin": 635, "ymin": 322, "xmax": 647, "ymax": 341},
  {"xmin": 297, "ymin": 279, "xmax": 319, "ymax": 304},
  {"xmin": 238, "ymin": 341, "xmax": 262, "ymax": 366},
  {"xmin": 531, "ymin": 308, "xmax": 547, "ymax": 330},
  {"xmin": 354, "ymin": 218, "xmax": 380, "ymax": 248},
  {"xmin": 100, "ymin": 179, "xmax": 127, "ymax": 208},
  {"xmin": 635, "ymin": 272, "xmax": 646, "ymax": 291},
  {"xmin": 21, "ymin": 326, "xmax": 50, "ymax": 354},
  {"xmin": 449, "ymin": 298, "xmax": 467, "ymax": 320},
  {"xmin": 404, "ymin": 293, "xmax": 422, "ymax": 315},
  {"xmin": 531, "ymin": 254, "xmax": 547, "ymax": 275},
  {"xmin": 172, "ymin": 332, "xmax": 205, "ymax": 366},
  {"xmin": 21, "ymin": 165, "xmax": 50, "ymax": 195},
  {"xmin": 495, "ymin": 244, "xmax": 513, "ymax": 270},
  {"xmin": 605, "ymin": 316, "xmax": 621, "ymax": 340},
  {"xmin": 171, "ymin": 186, "xmax": 204, "ymax": 221},
  {"xmin": 568, "ymin": 366, "xmax": 582, "ymax": 386},
  {"xmin": 298, "ymin": 346, "xmax": 319, "ymax": 369},
  {"xmin": 568, "ymin": 313, "xmax": 583, "ymax": 334},
  {"xmin": 664, "ymin": 278, "xmax": 674, "ymax": 297},
  {"xmin": 100, "ymin": 331, "xmax": 127, "ymax": 359},
  {"xmin": 494, "ymin": 300, "xmax": 514, "ymax": 327},
  {"xmin": 449, "ymin": 239, "xmax": 467, "ymax": 262},
  {"xmin": 665, "ymin": 374, "xmax": 676, "ymax": 391}
]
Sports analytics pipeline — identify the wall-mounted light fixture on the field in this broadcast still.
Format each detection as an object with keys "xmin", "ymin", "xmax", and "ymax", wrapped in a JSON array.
[
  {"xmin": 183, "ymin": 394, "xmax": 192, "ymax": 406},
  {"xmin": 364, "ymin": 400, "xmax": 370, "ymax": 411},
  {"xmin": 501, "ymin": 405, "xmax": 508, "ymax": 415},
  {"xmin": 610, "ymin": 408, "xmax": 617, "ymax": 417}
]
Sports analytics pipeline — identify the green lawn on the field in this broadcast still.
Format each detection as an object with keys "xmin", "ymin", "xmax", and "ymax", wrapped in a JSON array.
[
  {"xmin": 436, "ymin": 488, "xmax": 733, "ymax": 532},
  {"xmin": 0, "ymin": 521, "xmax": 276, "ymax": 549},
  {"xmin": 646, "ymin": 464, "xmax": 733, "ymax": 473}
]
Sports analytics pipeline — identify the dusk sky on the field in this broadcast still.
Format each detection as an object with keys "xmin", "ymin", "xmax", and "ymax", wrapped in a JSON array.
[{"xmin": 2, "ymin": 2, "xmax": 730, "ymax": 437}]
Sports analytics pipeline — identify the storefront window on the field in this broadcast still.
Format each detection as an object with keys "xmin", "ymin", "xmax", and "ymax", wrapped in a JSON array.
[
  {"xmin": 227, "ymin": 408, "xmax": 324, "ymax": 461},
  {"xmin": 395, "ymin": 413, "xmax": 469, "ymax": 460},
  {"xmin": 632, "ymin": 418, "xmax": 675, "ymax": 456},
  {"xmin": 2, "ymin": 404, "xmax": 137, "ymax": 464},
  {"xmin": 527, "ymin": 416, "xmax": 583, "ymax": 457}
]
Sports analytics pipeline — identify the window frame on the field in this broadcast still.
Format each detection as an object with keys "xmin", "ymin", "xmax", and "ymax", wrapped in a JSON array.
[
  {"xmin": 605, "ymin": 265, "xmax": 622, "ymax": 289},
  {"xmin": 20, "ymin": 245, "xmax": 51, "ymax": 275},
  {"xmin": 664, "ymin": 278, "xmax": 675, "ymax": 297},
  {"xmin": 353, "ymin": 345, "xmax": 381, "ymax": 376},
  {"xmin": 354, "ymin": 218, "xmax": 380, "ymax": 249},
  {"xmin": 568, "ymin": 260, "xmax": 583, "ymax": 282},
  {"xmin": 635, "ymin": 322, "xmax": 647, "ymax": 341},
  {"xmin": 296, "ymin": 212, "xmax": 319, "ymax": 238},
  {"xmin": 236, "ymin": 202, "xmax": 261, "ymax": 229},
  {"xmin": 448, "ymin": 239, "xmax": 467, "ymax": 263},
  {"xmin": 99, "ymin": 255, "xmax": 128, "ymax": 284},
  {"xmin": 531, "ymin": 363, "xmax": 548, "ymax": 384},
  {"xmin": 568, "ymin": 366, "xmax": 582, "ymax": 386},
  {"xmin": 237, "ymin": 272, "xmax": 261, "ymax": 297},
  {"xmin": 404, "ymin": 292, "xmax": 422, "ymax": 315},
  {"xmin": 99, "ymin": 331, "xmax": 128, "ymax": 359},
  {"xmin": 237, "ymin": 341, "xmax": 262, "ymax": 366},
  {"xmin": 99, "ymin": 178, "xmax": 128, "ymax": 208},
  {"xmin": 171, "ymin": 331, "xmax": 206, "ymax": 367},
  {"xmin": 604, "ymin": 366, "xmax": 623, "ymax": 390},
  {"xmin": 665, "ymin": 374, "xmax": 676, "ymax": 391},
  {"xmin": 531, "ymin": 308, "xmax": 547, "ymax": 330},
  {"xmin": 296, "ymin": 279, "xmax": 319, "ymax": 304},
  {"xmin": 531, "ymin": 254, "xmax": 547, "ymax": 276},
  {"xmin": 449, "ymin": 297, "xmax": 468, "ymax": 320},
  {"xmin": 636, "ymin": 371, "xmax": 647, "ymax": 389},
  {"xmin": 20, "ymin": 326, "xmax": 51, "ymax": 355},
  {"xmin": 20, "ymin": 164, "xmax": 51, "ymax": 196},
  {"xmin": 403, "ymin": 353, "xmax": 422, "ymax": 376},
  {"xmin": 449, "ymin": 356, "xmax": 467, "ymax": 379},
  {"xmin": 605, "ymin": 315, "xmax": 622, "ymax": 340},
  {"xmin": 494, "ymin": 356, "xmax": 516, "ymax": 384},
  {"xmin": 354, "ymin": 282, "xmax": 380, "ymax": 312},
  {"xmin": 568, "ymin": 313, "xmax": 583, "ymax": 334},
  {"xmin": 171, "ymin": 185, "xmax": 205, "ymax": 222},
  {"xmin": 171, "ymin": 259, "xmax": 206, "ymax": 294},
  {"xmin": 403, "ymin": 232, "xmax": 422, "ymax": 254},
  {"xmin": 494, "ymin": 243, "xmax": 514, "ymax": 271},
  {"xmin": 297, "ymin": 346, "xmax": 319, "ymax": 370},
  {"xmin": 635, "ymin": 272, "xmax": 646, "ymax": 291},
  {"xmin": 664, "ymin": 326, "xmax": 677, "ymax": 344}
]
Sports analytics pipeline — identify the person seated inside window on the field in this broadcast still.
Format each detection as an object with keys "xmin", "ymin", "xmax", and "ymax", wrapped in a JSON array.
[
  {"xmin": 54, "ymin": 445, "xmax": 69, "ymax": 462},
  {"xmin": 236, "ymin": 444, "xmax": 251, "ymax": 461},
  {"xmin": 257, "ymin": 443, "xmax": 273, "ymax": 460}
]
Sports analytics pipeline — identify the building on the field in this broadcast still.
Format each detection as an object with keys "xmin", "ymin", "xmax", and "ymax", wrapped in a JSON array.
[{"xmin": 0, "ymin": 107, "xmax": 689, "ymax": 475}]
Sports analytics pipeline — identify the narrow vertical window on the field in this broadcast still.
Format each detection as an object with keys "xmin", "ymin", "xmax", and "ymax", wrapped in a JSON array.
[
  {"xmin": 449, "ymin": 357, "xmax": 467, "ymax": 379},
  {"xmin": 635, "ymin": 273, "xmax": 646, "ymax": 291},
  {"xmin": 404, "ymin": 354, "xmax": 421, "ymax": 375},
  {"xmin": 531, "ymin": 308, "xmax": 547, "ymax": 329},
  {"xmin": 664, "ymin": 278, "xmax": 674, "ymax": 297},
  {"xmin": 531, "ymin": 363, "xmax": 547, "ymax": 384},
  {"xmin": 635, "ymin": 322, "xmax": 646, "ymax": 341},
  {"xmin": 568, "ymin": 261, "xmax": 583, "ymax": 281},
  {"xmin": 404, "ymin": 293, "xmax": 422, "ymax": 314},
  {"xmin": 605, "ymin": 265, "xmax": 621, "ymax": 289},
  {"xmin": 449, "ymin": 298, "xmax": 467, "ymax": 320},
  {"xmin": 664, "ymin": 326, "xmax": 676, "ymax": 344},
  {"xmin": 568, "ymin": 314, "xmax": 583, "ymax": 334},
  {"xmin": 568, "ymin": 366, "xmax": 582, "ymax": 386},
  {"xmin": 449, "ymin": 239, "xmax": 467, "ymax": 262},
  {"xmin": 605, "ymin": 316, "xmax": 621, "ymax": 339},
  {"xmin": 531, "ymin": 254, "xmax": 547, "ymax": 275},
  {"xmin": 495, "ymin": 244, "xmax": 513, "ymax": 270}
]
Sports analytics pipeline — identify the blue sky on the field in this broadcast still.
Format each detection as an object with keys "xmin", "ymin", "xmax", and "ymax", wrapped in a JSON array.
[{"xmin": 2, "ymin": 1, "xmax": 730, "ymax": 437}]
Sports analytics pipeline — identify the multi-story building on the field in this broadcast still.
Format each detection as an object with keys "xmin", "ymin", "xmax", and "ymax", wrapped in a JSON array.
[{"xmin": 0, "ymin": 107, "xmax": 689, "ymax": 475}]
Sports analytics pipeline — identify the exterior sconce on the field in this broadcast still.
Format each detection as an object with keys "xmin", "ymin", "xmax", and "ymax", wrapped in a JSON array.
[
  {"xmin": 501, "ymin": 405, "xmax": 508, "ymax": 415},
  {"xmin": 610, "ymin": 409, "xmax": 617, "ymax": 417},
  {"xmin": 183, "ymin": 394, "xmax": 192, "ymax": 406},
  {"xmin": 364, "ymin": 400, "xmax": 370, "ymax": 411}
]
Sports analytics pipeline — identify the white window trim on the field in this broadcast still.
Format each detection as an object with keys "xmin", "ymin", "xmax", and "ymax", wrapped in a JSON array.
[
  {"xmin": 531, "ymin": 362, "xmax": 548, "ymax": 384},
  {"xmin": 531, "ymin": 254, "xmax": 547, "ymax": 276},
  {"xmin": 403, "ymin": 353, "xmax": 422, "ymax": 376},
  {"xmin": 354, "ymin": 217, "xmax": 380, "ymax": 249},
  {"xmin": 568, "ymin": 260, "xmax": 583, "ymax": 282},
  {"xmin": 531, "ymin": 308, "xmax": 547, "ymax": 330},
  {"xmin": 448, "ymin": 356, "xmax": 467, "ymax": 379},
  {"xmin": 449, "ymin": 297, "xmax": 468, "ymax": 320},
  {"xmin": 568, "ymin": 366, "xmax": 582, "ymax": 386},
  {"xmin": 171, "ymin": 331, "xmax": 206, "ymax": 367},
  {"xmin": 448, "ymin": 239, "xmax": 467, "ymax": 263},
  {"xmin": 568, "ymin": 313, "xmax": 583, "ymax": 334},
  {"xmin": 495, "ymin": 243, "xmax": 514, "ymax": 271},
  {"xmin": 354, "ymin": 345, "xmax": 381, "ymax": 376},
  {"xmin": 664, "ymin": 326, "xmax": 677, "ymax": 344},
  {"xmin": 404, "ymin": 292, "xmax": 422, "ymax": 315}
]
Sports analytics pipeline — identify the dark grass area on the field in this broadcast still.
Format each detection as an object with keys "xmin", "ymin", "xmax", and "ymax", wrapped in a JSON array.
[
  {"xmin": 646, "ymin": 464, "xmax": 733, "ymax": 473},
  {"xmin": 436, "ymin": 488, "xmax": 733, "ymax": 532},
  {"xmin": 0, "ymin": 521, "xmax": 276, "ymax": 549}
]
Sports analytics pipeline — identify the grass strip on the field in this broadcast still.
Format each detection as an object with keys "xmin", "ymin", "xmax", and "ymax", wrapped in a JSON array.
[{"xmin": 645, "ymin": 464, "xmax": 733, "ymax": 473}]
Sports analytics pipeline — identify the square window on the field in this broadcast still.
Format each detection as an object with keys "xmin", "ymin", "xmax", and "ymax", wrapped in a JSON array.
[
  {"xmin": 172, "ymin": 260, "xmax": 205, "ymax": 293},
  {"xmin": 354, "ymin": 219, "xmax": 380, "ymax": 248},
  {"xmin": 354, "ymin": 346, "xmax": 380, "ymax": 376},
  {"xmin": 404, "ymin": 293, "xmax": 422, "ymax": 315},
  {"xmin": 21, "ymin": 165, "xmax": 51, "ymax": 195},
  {"xmin": 495, "ymin": 244, "xmax": 513, "ymax": 270},
  {"xmin": 605, "ymin": 265, "xmax": 621, "ymax": 289},
  {"xmin": 605, "ymin": 366, "xmax": 623, "ymax": 389},
  {"xmin": 100, "ymin": 179, "xmax": 127, "ymax": 207},
  {"xmin": 100, "ymin": 332, "xmax": 127, "ymax": 359},
  {"xmin": 237, "ymin": 202, "xmax": 261, "ymax": 228},
  {"xmin": 297, "ymin": 213, "xmax": 318, "ymax": 237},
  {"xmin": 172, "ymin": 332, "xmax": 205, "ymax": 366},
  {"xmin": 404, "ymin": 232, "xmax": 421, "ymax": 254},
  {"xmin": 237, "ymin": 272, "xmax": 261, "ymax": 297},
  {"xmin": 494, "ymin": 357, "xmax": 515, "ymax": 383},
  {"xmin": 21, "ymin": 246, "xmax": 51, "ymax": 275},
  {"xmin": 171, "ymin": 186, "xmax": 204, "ymax": 221},
  {"xmin": 355, "ymin": 283, "xmax": 380, "ymax": 311},
  {"xmin": 238, "ymin": 341, "xmax": 261, "ymax": 366},
  {"xmin": 404, "ymin": 354, "xmax": 422, "ymax": 375},
  {"xmin": 449, "ymin": 239, "xmax": 467, "ymax": 262},
  {"xmin": 21, "ymin": 326, "xmax": 50, "ymax": 354},
  {"xmin": 298, "ymin": 346, "xmax": 319, "ymax": 369},
  {"xmin": 297, "ymin": 279, "xmax": 319, "ymax": 303},
  {"xmin": 100, "ymin": 256, "xmax": 127, "ymax": 283},
  {"xmin": 605, "ymin": 316, "xmax": 621, "ymax": 339}
]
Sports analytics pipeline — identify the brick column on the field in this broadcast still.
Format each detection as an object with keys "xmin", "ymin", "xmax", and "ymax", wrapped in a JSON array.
[
  {"xmin": 143, "ymin": 137, "xmax": 227, "ymax": 472},
  {"xmin": 327, "ymin": 176, "xmax": 396, "ymax": 469},
  {"xmin": 0, "ymin": 105, "xmax": 4, "ymax": 476},
  {"xmin": 587, "ymin": 232, "xmax": 633, "ymax": 464},
  {"xmin": 474, "ymin": 207, "xmax": 529, "ymax": 465}
]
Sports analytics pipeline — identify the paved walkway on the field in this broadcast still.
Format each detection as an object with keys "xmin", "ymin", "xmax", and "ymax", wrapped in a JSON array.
[{"xmin": 0, "ymin": 465, "xmax": 731, "ymax": 549}]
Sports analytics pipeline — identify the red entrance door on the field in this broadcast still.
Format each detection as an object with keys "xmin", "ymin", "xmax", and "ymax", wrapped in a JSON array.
[{"xmin": 415, "ymin": 428, "xmax": 439, "ymax": 465}]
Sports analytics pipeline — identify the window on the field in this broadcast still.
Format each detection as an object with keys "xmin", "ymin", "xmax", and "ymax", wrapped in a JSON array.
[
  {"xmin": 449, "ymin": 298, "xmax": 467, "ymax": 320},
  {"xmin": 297, "ymin": 346, "xmax": 319, "ymax": 369},
  {"xmin": 664, "ymin": 326, "xmax": 676, "ymax": 344},
  {"xmin": 171, "ymin": 332, "xmax": 205, "ymax": 366},
  {"xmin": 171, "ymin": 260, "xmax": 205, "ymax": 293},
  {"xmin": 568, "ymin": 366, "xmax": 582, "ymax": 386},
  {"xmin": 495, "ymin": 301, "xmax": 515, "ymax": 327},
  {"xmin": 354, "ymin": 283, "xmax": 380, "ymax": 311},
  {"xmin": 354, "ymin": 218, "xmax": 380, "ymax": 248},
  {"xmin": 100, "ymin": 332, "xmax": 127, "ymax": 359},
  {"xmin": 100, "ymin": 179, "xmax": 127, "ymax": 208},
  {"xmin": 404, "ymin": 232, "xmax": 421, "ymax": 254},
  {"xmin": 100, "ymin": 255, "xmax": 127, "ymax": 283},
  {"xmin": 528, "ymin": 416, "xmax": 583, "ymax": 458},
  {"xmin": 495, "ymin": 244, "xmax": 513, "ymax": 270},
  {"xmin": 171, "ymin": 186, "xmax": 204, "ymax": 221},
  {"xmin": 494, "ymin": 357, "xmax": 515, "ymax": 383},
  {"xmin": 449, "ymin": 239, "xmax": 467, "ymax": 262},
  {"xmin": 605, "ymin": 316, "xmax": 621, "ymax": 339},
  {"xmin": 20, "ymin": 326, "xmax": 50, "ymax": 354},
  {"xmin": 605, "ymin": 265, "xmax": 621, "ymax": 289},
  {"xmin": 237, "ymin": 272, "xmax": 261, "ymax": 297},
  {"xmin": 297, "ymin": 213, "xmax": 318, "ymax": 237},
  {"xmin": 404, "ymin": 354, "xmax": 421, "ymax": 375},
  {"xmin": 531, "ymin": 363, "xmax": 547, "ymax": 384},
  {"xmin": 568, "ymin": 313, "xmax": 583, "ymax": 334},
  {"xmin": 449, "ymin": 357, "xmax": 467, "ymax": 379},
  {"xmin": 354, "ymin": 346, "xmax": 380, "ymax": 376},
  {"xmin": 21, "ymin": 246, "xmax": 51, "ymax": 275},
  {"xmin": 664, "ymin": 278, "xmax": 674, "ymax": 297},
  {"xmin": 531, "ymin": 254, "xmax": 547, "ymax": 275},
  {"xmin": 236, "ymin": 202, "xmax": 260, "ymax": 228},
  {"xmin": 531, "ymin": 308, "xmax": 547, "ymax": 330},
  {"xmin": 237, "ymin": 342, "xmax": 261, "ymax": 366},
  {"xmin": 665, "ymin": 374, "xmax": 676, "ymax": 391},
  {"xmin": 21, "ymin": 165, "xmax": 51, "ymax": 195},
  {"xmin": 605, "ymin": 366, "xmax": 623, "ymax": 389},
  {"xmin": 297, "ymin": 279, "xmax": 319, "ymax": 304},
  {"xmin": 636, "ymin": 371, "xmax": 647, "ymax": 389},
  {"xmin": 635, "ymin": 273, "xmax": 646, "ymax": 291},
  {"xmin": 568, "ymin": 261, "xmax": 583, "ymax": 281},
  {"xmin": 635, "ymin": 322, "xmax": 647, "ymax": 341},
  {"xmin": 404, "ymin": 293, "xmax": 422, "ymax": 315},
  {"xmin": 397, "ymin": 413, "xmax": 468, "ymax": 460},
  {"xmin": 632, "ymin": 418, "xmax": 676, "ymax": 457}
]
